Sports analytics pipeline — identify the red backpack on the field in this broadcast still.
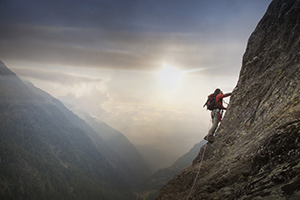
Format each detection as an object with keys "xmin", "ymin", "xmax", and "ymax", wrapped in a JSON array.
[{"xmin": 203, "ymin": 93, "xmax": 222, "ymax": 110}]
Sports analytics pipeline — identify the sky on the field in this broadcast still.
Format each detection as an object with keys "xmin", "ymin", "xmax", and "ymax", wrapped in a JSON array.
[{"xmin": 0, "ymin": 0, "xmax": 272, "ymax": 169}]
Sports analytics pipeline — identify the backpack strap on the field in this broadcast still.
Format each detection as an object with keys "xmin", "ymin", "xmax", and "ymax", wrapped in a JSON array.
[{"xmin": 203, "ymin": 99, "xmax": 209, "ymax": 107}]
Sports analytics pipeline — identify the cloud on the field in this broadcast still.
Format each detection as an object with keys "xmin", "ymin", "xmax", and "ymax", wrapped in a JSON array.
[
  {"xmin": 0, "ymin": 0, "xmax": 273, "ymax": 163},
  {"xmin": 0, "ymin": 0, "xmax": 272, "ymax": 77},
  {"xmin": 100, "ymin": 103, "xmax": 207, "ymax": 159},
  {"xmin": 11, "ymin": 67, "xmax": 103, "ymax": 85},
  {"xmin": 58, "ymin": 87, "xmax": 111, "ymax": 120},
  {"xmin": 0, "ymin": 0, "xmax": 139, "ymax": 28},
  {"xmin": 0, "ymin": 25, "xmax": 163, "ymax": 71}
]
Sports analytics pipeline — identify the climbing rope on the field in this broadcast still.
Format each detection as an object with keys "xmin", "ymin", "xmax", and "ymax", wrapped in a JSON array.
[
  {"xmin": 186, "ymin": 120, "xmax": 211, "ymax": 200},
  {"xmin": 223, "ymin": 100, "xmax": 229, "ymax": 106}
]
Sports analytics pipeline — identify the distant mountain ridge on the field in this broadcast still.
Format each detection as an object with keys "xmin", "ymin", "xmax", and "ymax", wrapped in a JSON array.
[
  {"xmin": 0, "ymin": 60, "xmax": 134, "ymax": 200},
  {"xmin": 25, "ymin": 81, "xmax": 151, "ymax": 187},
  {"xmin": 73, "ymin": 110, "xmax": 153, "ymax": 183},
  {"xmin": 136, "ymin": 140, "xmax": 206, "ymax": 199}
]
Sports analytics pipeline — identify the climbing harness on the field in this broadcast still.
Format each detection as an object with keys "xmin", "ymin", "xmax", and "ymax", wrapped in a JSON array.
[{"xmin": 186, "ymin": 120, "xmax": 211, "ymax": 200}]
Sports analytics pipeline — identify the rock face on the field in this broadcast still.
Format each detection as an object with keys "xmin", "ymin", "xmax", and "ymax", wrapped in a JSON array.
[{"xmin": 155, "ymin": 0, "xmax": 300, "ymax": 199}]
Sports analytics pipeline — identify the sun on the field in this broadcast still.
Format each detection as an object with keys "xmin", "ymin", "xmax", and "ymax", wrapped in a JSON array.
[{"xmin": 158, "ymin": 66, "xmax": 182, "ymax": 90}]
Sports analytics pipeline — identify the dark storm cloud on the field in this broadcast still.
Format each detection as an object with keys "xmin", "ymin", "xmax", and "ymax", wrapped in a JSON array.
[
  {"xmin": 0, "ymin": 0, "xmax": 273, "ymax": 75},
  {"xmin": 0, "ymin": 24, "xmax": 199, "ymax": 71},
  {"xmin": 0, "ymin": 0, "xmax": 138, "ymax": 28}
]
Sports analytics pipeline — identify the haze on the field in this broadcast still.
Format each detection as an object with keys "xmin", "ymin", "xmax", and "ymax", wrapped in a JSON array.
[{"xmin": 0, "ymin": 0, "xmax": 272, "ymax": 169}]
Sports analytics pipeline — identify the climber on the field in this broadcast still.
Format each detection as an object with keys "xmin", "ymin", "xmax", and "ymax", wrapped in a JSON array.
[{"xmin": 203, "ymin": 88, "xmax": 231, "ymax": 143}]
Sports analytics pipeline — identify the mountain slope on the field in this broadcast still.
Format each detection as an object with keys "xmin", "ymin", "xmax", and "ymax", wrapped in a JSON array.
[
  {"xmin": 156, "ymin": 0, "xmax": 300, "ymax": 199},
  {"xmin": 25, "ymin": 81, "xmax": 146, "ymax": 187},
  {"xmin": 0, "ymin": 61, "xmax": 134, "ymax": 200},
  {"xmin": 136, "ymin": 140, "xmax": 206, "ymax": 200},
  {"xmin": 63, "ymin": 108, "xmax": 153, "ymax": 185}
]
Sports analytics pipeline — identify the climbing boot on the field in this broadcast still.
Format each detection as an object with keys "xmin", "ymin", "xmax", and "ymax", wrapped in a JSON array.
[
  {"xmin": 204, "ymin": 135, "xmax": 214, "ymax": 143},
  {"xmin": 208, "ymin": 136, "xmax": 214, "ymax": 143},
  {"xmin": 204, "ymin": 135, "xmax": 208, "ymax": 140}
]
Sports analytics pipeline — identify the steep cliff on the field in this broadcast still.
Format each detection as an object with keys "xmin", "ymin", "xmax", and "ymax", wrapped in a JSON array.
[{"xmin": 156, "ymin": 0, "xmax": 300, "ymax": 199}]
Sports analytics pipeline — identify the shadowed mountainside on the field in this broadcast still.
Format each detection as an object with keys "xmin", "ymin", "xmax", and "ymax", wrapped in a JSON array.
[
  {"xmin": 0, "ymin": 61, "xmax": 134, "ymax": 200},
  {"xmin": 25, "ymin": 81, "xmax": 152, "ymax": 187},
  {"xmin": 136, "ymin": 140, "xmax": 206, "ymax": 200},
  {"xmin": 156, "ymin": 0, "xmax": 300, "ymax": 199},
  {"xmin": 59, "ymin": 107, "xmax": 153, "ymax": 186}
]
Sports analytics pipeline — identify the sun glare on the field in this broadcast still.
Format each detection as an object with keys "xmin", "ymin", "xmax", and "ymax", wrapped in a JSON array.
[{"xmin": 158, "ymin": 66, "xmax": 182, "ymax": 90}]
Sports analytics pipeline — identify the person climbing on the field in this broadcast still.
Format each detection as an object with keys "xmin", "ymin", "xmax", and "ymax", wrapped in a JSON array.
[{"xmin": 203, "ymin": 88, "xmax": 231, "ymax": 143}]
